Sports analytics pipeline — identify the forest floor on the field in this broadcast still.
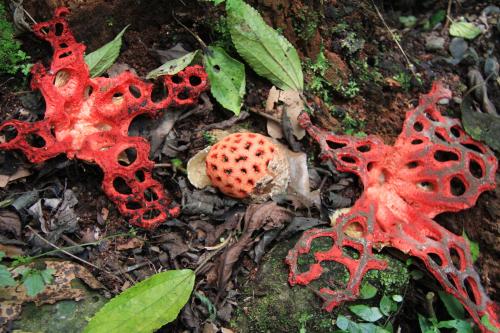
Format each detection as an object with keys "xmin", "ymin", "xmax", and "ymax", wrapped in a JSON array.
[{"xmin": 0, "ymin": 0, "xmax": 498, "ymax": 332}]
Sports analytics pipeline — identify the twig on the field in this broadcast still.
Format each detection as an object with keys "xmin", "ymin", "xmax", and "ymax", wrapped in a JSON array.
[
  {"xmin": 443, "ymin": 0, "xmax": 453, "ymax": 32},
  {"xmin": 171, "ymin": 10, "xmax": 208, "ymax": 51},
  {"xmin": 370, "ymin": 0, "xmax": 417, "ymax": 77},
  {"xmin": 194, "ymin": 234, "xmax": 232, "ymax": 275}
]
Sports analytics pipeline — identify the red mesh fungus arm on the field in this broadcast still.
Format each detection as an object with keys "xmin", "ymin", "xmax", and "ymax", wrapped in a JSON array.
[
  {"xmin": 0, "ymin": 8, "xmax": 208, "ymax": 229},
  {"xmin": 287, "ymin": 82, "xmax": 499, "ymax": 332}
]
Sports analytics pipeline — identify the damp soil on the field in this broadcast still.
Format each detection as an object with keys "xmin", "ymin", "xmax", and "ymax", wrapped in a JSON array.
[{"xmin": 0, "ymin": 0, "xmax": 498, "ymax": 332}]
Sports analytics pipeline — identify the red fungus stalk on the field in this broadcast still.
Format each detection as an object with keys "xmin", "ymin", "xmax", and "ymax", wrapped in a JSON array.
[
  {"xmin": 286, "ymin": 83, "xmax": 500, "ymax": 332},
  {"xmin": 0, "ymin": 8, "xmax": 208, "ymax": 228}
]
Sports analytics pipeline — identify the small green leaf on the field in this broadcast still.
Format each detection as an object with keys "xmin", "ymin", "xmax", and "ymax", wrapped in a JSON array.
[
  {"xmin": 146, "ymin": 50, "xmax": 199, "ymax": 80},
  {"xmin": 462, "ymin": 231, "xmax": 479, "ymax": 263},
  {"xmin": 360, "ymin": 282, "xmax": 378, "ymax": 299},
  {"xmin": 418, "ymin": 313, "xmax": 438, "ymax": 333},
  {"xmin": 0, "ymin": 264, "xmax": 16, "ymax": 287},
  {"xmin": 429, "ymin": 10, "xmax": 446, "ymax": 28},
  {"xmin": 349, "ymin": 305, "xmax": 383, "ymax": 322},
  {"xmin": 410, "ymin": 269, "xmax": 424, "ymax": 280},
  {"xmin": 84, "ymin": 269, "xmax": 195, "ymax": 333},
  {"xmin": 399, "ymin": 16, "xmax": 417, "ymax": 28},
  {"xmin": 21, "ymin": 268, "xmax": 52, "ymax": 297},
  {"xmin": 85, "ymin": 25, "xmax": 129, "ymax": 77},
  {"xmin": 437, "ymin": 291, "xmax": 465, "ymax": 320},
  {"xmin": 449, "ymin": 21, "xmax": 482, "ymax": 40},
  {"xmin": 194, "ymin": 292, "xmax": 217, "ymax": 321},
  {"xmin": 226, "ymin": 0, "xmax": 303, "ymax": 91},
  {"xmin": 203, "ymin": 46, "xmax": 246, "ymax": 115},
  {"xmin": 481, "ymin": 314, "xmax": 500, "ymax": 332},
  {"xmin": 336, "ymin": 315, "xmax": 350, "ymax": 330},
  {"xmin": 380, "ymin": 295, "xmax": 397, "ymax": 316},
  {"xmin": 392, "ymin": 295, "xmax": 403, "ymax": 303}
]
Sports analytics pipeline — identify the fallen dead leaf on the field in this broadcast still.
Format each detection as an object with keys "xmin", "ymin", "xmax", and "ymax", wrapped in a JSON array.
[
  {"xmin": 116, "ymin": 237, "xmax": 144, "ymax": 251},
  {"xmin": 265, "ymin": 86, "xmax": 306, "ymax": 140},
  {"xmin": 0, "ymin": 168, "xmax": 31, "ymax": 188},
  {"xmin": 187, "ymin": 146, "xmax": 212, "ymax": 189},
  {"xmin": 0, "ymin": 210, "xmax": 21, "ymax": 237}
]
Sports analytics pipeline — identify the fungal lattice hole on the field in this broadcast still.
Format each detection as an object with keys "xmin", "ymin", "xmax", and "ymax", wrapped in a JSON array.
[
  {"xmin": 54, "ymin": 70, "xmax": 70, "ymax": 87},
  {"xmin": 411, "ymin": 139, "xmax": 423, "ymax": 145},
  {"xmin": 469, "ymin": 160, "xmax": 483, "ymax": 179},
  {"xmin": 342, "ymin": 246, "xmax": 360, "ymax": 259},
  {"xmin": 113, "ymin": 177, "xmax": 132, "ymax": 194},
  {"xmin": 55, "ymin": 22, "xmax": 64, "ymax": 36},
  {"xmin": 341, "ymin": 156, "xmax": 356, "ymax": 164},
  {"xmin": 406, "ymin": 161, "xmax": 419, "ymax": 169},
  {"xmin": 221, "ymin": 154, "xmax": 229, "ymax": 162},
  {"xmin": 434, "ymin": 150, "xmax": 459, "ymax": 162},
  {"xmin": 224, "ymin": 168, "xmax": 232, "ymax": 175},
  {"xmin": 135, "ymin": 170, "xmax": 145, "ymax": 182},
  {"xmin": 26, "ymin": 133, "xmax": 46, "ymax": 148},
  {"xmin": 461, "ymin": 143, "xmax": 483, "ymax": 154},
  {"xmin": 0, "ymin": 125, "xmax": 18, "ymax": 143},
  {"xmin": 427, "ymin": 252, "xmax": 443, "ymax": 266},
  {"xmin": 59, "ymin": 43, "xmax": 68, "ymax": 48},
  {"xmin": 418, "ymin": 181, "xmax": 435, "ymax": 192},
  {"xmin": 450, "ymin": 177, "xmax": 466, "ymax": 196},
  {"xmin": 244, "ymin": 142, "xmax": 252, "ymax": 149},
  {"xmin": 126, "ymin": 201, "xmax": 142, "ymax": 210},
  {"xmin": 424, "ymin": 110, "xmax": 437, "ymax": 121},
  {"xmin": 253, "ymin": 165, "xmax": 260, "ymax": 173},
  {"xmin": 255, "ymin": 149, "xmax": 264, "ymax": 157},
  {"xmin": 464, "ymin": 277, "xmax": 480, "ymax": 305},
  {"xmin": 151, "ymin": 80, "xmax": 168, "ymax": 103},
  {"xmin": 449, "ymin": 246, "xmax": 463, "ymax": 271},
  {"xmin": 235, "ymin": 156, "xmax": 247, "ymax": 162},
  {"xmin": 129, "ymin": 85, "xmax": 141, "ymax": 98},
  {"xmin": 414, "ymin": 122, "xmax": 423, "ymax": 132},
  {"xmin": 450, "ymin": 126, "xmax": 461, "ymax": 138},
  {"xmin": 118, "ymin": 148, "xmax": 137, "ymax": 166},
  {"xmin": 367, "ymin": 162, "xmax": 375, "ymax": 171},
  {"xmin": 144, "ymin": 188, "xmax": 159, "ymax": 201},
  {"xmin": 112, "ymin": 92, "xmax": 124, "ymax": 105},
  {"xmin": 189, "ymin": 76, "xmax": 201, "ymax": 86},
  {"xmin": 356, "ymin": 145, "xmax": 371, "ymax": 152},
  {"xmin": 177, "ymin": 89, "xmax": 189, "ymax": 100},
  {"xmin": 434, "ymin": 131, "xmax": 448, "ymax": 142},
  {"xmin": 84, "ymin": 86, "xmax": 93, "ymax": 99},
  {"xmin": 171, "ymin": 75, "xmax": 182, "ymax": 84},
  {"xmin": 59, "ymin": 51, "xmax": 72, "ymax": 59},
  {"xmin": 241, "ymin": 168, "xmax": 247, "ymax": 174},
  {"xmin": 296, "ymin": 237, "xmax": 333, "ymax": 273},
  {"xmin": 143, "ymin": 209, "xmax": 161, "ymax": 220},
  {"xmin": 327, "ymin": 140, "xmax": 347, "ymax": 150}
]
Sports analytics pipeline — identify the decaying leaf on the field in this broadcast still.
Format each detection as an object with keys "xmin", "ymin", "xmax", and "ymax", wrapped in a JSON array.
[
  {"xmin": 265, "ymin": 86, "xmax": 306, "ymax": 140},
  {"xmin": 0, "ymin": 210, "xmax": 21, "ymax": 238},
  {"xmin": 187, "ymin": 146, "xmax": 212, "ymax": 189},
  {"xmin": 449, "ymin": 21, "xmax": 482, "ymax": 40},
  {"xmin": 216, "ymin": 202, "xmax": 292, "ymax": 295},
  {"xmin": 0, "ymin": 168, "xmax": 31, "ymax": 188},
  {"xmin": 147, "ymin": 50, "xmax": 199, "ymax": 79},
  {"xmin": 0, "ymin": 260, "xmax": 103, "ymax": 329}
]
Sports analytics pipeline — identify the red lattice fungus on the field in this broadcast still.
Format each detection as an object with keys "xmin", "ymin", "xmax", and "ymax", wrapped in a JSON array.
[
  {"xmin": 0, "ymin": 8, "xmax": 208, "ymax": 228},
  {"xmin": 286, "ymin": 83, "xmax": 500, "ymax": 332}
]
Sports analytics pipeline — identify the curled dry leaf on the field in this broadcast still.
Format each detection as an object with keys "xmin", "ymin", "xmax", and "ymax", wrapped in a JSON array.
[
  {"xmin": 0, "ymin": 167, "xmax": 31, "ymax": 188},
  {"xmin": 265, "ymin": 86, "xmax": 306, "ymax": 140},
  {"xmin": 0, "ymin": 260, "xmax": 104, "ymax": 328},
  {"xmin": 187, "ymin": 146, "xmax": 212, "ymax": 189}
]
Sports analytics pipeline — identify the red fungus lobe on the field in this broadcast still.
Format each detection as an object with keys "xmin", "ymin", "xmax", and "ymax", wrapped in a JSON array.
[
  {"xmin": 286, "ymin": 82, "xmax": 499, "ymax": 332},
  {"xmin": 0, "ymin": 8, "xmax": 208, "ymax": 229}
]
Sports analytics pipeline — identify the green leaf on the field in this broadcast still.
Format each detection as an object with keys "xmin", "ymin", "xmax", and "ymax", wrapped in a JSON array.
[
  {"xmin": 349, "ymin": 305, "xmax": 383, "ymax": 322},
  {"xmin": 360, "ymin": 282, "xmax": 378, "ymax": 299},
  {"xmin": 203, "ymin": 46, "xmax": 246, "ymax": 115},
  {"xmin": 392, "ymin": 295, "xmax": 403, "ymax": 303},
  {"xmin": 336, "ymin": 315, "xmax": 350, "ymax": 330},
  {"xmin": 429, "ymin": 10, "xmax": 446, "ymax": 28},
  {"xmin": 437, "ymin": 291, "xmax": 465, "ymax": 320},
  {"xmin": 449, "ymin": 21, "xmax": 482, "ymax": 40},
  {"xmin": 417, "ymin": 313, "xmax": 439, "ymax": 333},
  {"xmin": 20, "ymin": 268, "xmax": 54, "ymax": 297},
  {"xmin": 226, "ymin": 0, "xmax": 303, "ymax": 91},
  {"xmin": 462, "ymin": 231, "xmax": 479, "ymax": 263},
  {"xmin": 358, "ymin": 323, "xmax": 391, "ymax": 333},
  {"xmin": 194, "ymin": 292, "xmax": 217, "ymax": 321},
  {"xmin": 481, "ymin": 314, "xmax": 500, "ymax": 333},
  {"xmin": 84, "ymin": 25, "xmax": 129, "ymax": 77},
  {"xmin": 146, "ymin": 50, "xmax": 199, "ymax": 80},
  {"xmin": 436, "ymin": 319, "xmax": 472, "ymax": 333},
  {"xmin": 0, "ymin": 264, "xmax": 16, "ymax": 287},
  {"xmin": 379, "ymin": 295, "xmax": 397, "ymax": 316},
  {"xmin": 84, "ymin": 269, "xmax": 195, "ymax": 333},
  {"xmin": 399, "ymin": 16, "xmax": 417, "ymax": 28}
]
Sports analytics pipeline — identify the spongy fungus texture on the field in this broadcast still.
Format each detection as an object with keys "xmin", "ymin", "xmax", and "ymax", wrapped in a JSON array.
[
  {"xmin": 286, "ymin": 82, "xmax": 500, "ymax": 332},
  {"xmin": 0, "ymin": 8, "xmax": 208, "ymax": 228}
]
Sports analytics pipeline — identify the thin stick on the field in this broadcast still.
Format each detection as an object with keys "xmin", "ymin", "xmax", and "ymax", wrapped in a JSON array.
[
  {"xmin": 371, "ymin": 0, "xmax": 417, "ymax": 77},
  {"xmin": 22, "ymin": 7, "xmax": 38, "ymax": 26},
  {"xmin": 171, "ymin": 10, "xmax": 208, "ymax": 51},
  {"xmin": 443, "ymin": 0, "xmax": 453, "ymax": 32}
]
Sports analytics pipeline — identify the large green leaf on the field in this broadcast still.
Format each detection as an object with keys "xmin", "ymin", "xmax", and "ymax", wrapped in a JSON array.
[
  {"xmin": 83, "ymin": 269, "xmax": 195, "ymax": 333},
  {"xmin": 84, "ymin": 25, "xmax": 129, "ymax": 77},
  {"xmin": 204, "ymin": 46, "xmax": 246, "ymax": 115},
  {"xmin": 437, "ymin": 291, "xmax": 465, "ymax": 320},
  {"xmin": 146, "ymin": 50, "xmax": 199, "ymax": 80},
  {"xmin": 226, "ymin": 0, "xmax": 303, "ymax": 91}
]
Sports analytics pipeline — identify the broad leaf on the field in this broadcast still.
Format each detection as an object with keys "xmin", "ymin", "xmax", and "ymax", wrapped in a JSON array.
[
  {"xmin": 83, "ymin": 269, "xmax": 195, "ymax": 333},
  {"xmin": 20, "ymin": 268, "xmax": 55, "ymax": 297},
  {"xmin": 146, "ymin": 50, "xmax": 199, "ymax": 79},
  {"xmin": 417, "ymin": 313, "xmax": 439, "ymax": 333},
  {"xmin": 481, "ymin": 314, "xmax": 500, "ymax": 333},
  {"xmin": 0, "ymin": 264, "xmax": 15, "ymax": 287},
  {"xmin": 392, "ymin": 295, "xmax": 403, "ymax": 303},
  {"xmin": 437, "ymin": 291, "xmax": 465, "ymax": 320},
  {"xmin": 436, "ymin": 319, "xmax": 472, "ymax": 333},
  {"xmin": 349, "ymin": 305, "xmax": 383, "ymax": 322},
  {"xmin": 226, "ymin": 0, "xmax": 303, "ymax": 91},
  {"xmin": 85, "ymin": 25, "xmax": 129, "ymax": 77},
  {"xmin": 360, "ymin": 282, "xmax": 378, "ymax": 299},
  {"xmin": 379, "ymin": 295, "xmax": 397, "ymax": 316},
  {"xmin": 462, "ymin": 231, "xmax": 479, "ymax": 263},
  {"xmin": 204, "ymin": 46, "xmax": 246, "ymax": 115},
  {"xmin": 449, "ymin": 21, "xmax": 482, "ymax": 40}
]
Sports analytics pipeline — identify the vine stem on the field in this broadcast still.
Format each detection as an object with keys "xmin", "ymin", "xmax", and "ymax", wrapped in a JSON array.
[{"xmin": 171, "ymin": 10, "xmax": 208, "ymax": 52}]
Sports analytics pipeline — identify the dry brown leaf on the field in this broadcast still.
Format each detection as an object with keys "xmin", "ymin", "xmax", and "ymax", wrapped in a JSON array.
[
  {"xmin": 0, "ymin": 260, "xmax": 104, "ymax": 328},
  {"xmin": 187, "ymin": 146, "xmax": 212, "ymax": 189},
  {"xmin": 265, "ymin": 86, "xmax": 306, "ymax": 140},
  {"xmin": 0, "ymin": 210, "xmax": 21, "ymax": 237},
  {"xmin": 0, "ymin": 244, "xmax": 24, "ymax": 258},
  {"xmin": 116, "ymin": 237, "xmax": 144, "ymax": 251},
  {"xmin": 0, "ymin": 168, "xmax": 31, "ymax": 188}
]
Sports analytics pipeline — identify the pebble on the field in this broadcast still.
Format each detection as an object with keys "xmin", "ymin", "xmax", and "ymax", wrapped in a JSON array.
[{"xmin": 425, "ymin": 35, "xmax": 445, "ymax": 51}]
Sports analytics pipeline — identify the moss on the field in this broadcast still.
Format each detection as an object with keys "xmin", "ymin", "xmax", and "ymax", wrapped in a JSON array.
[
  {"xmin": 0, "ymin": 3, "xmax": 30, "ymax": 75},
  {"xmin": 293, "ymin": 7, "xmax": 320, "ymax": 41},
  {"xmin": 232, "ymin": 237, "xmax": 410, "ymax": 332}
]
